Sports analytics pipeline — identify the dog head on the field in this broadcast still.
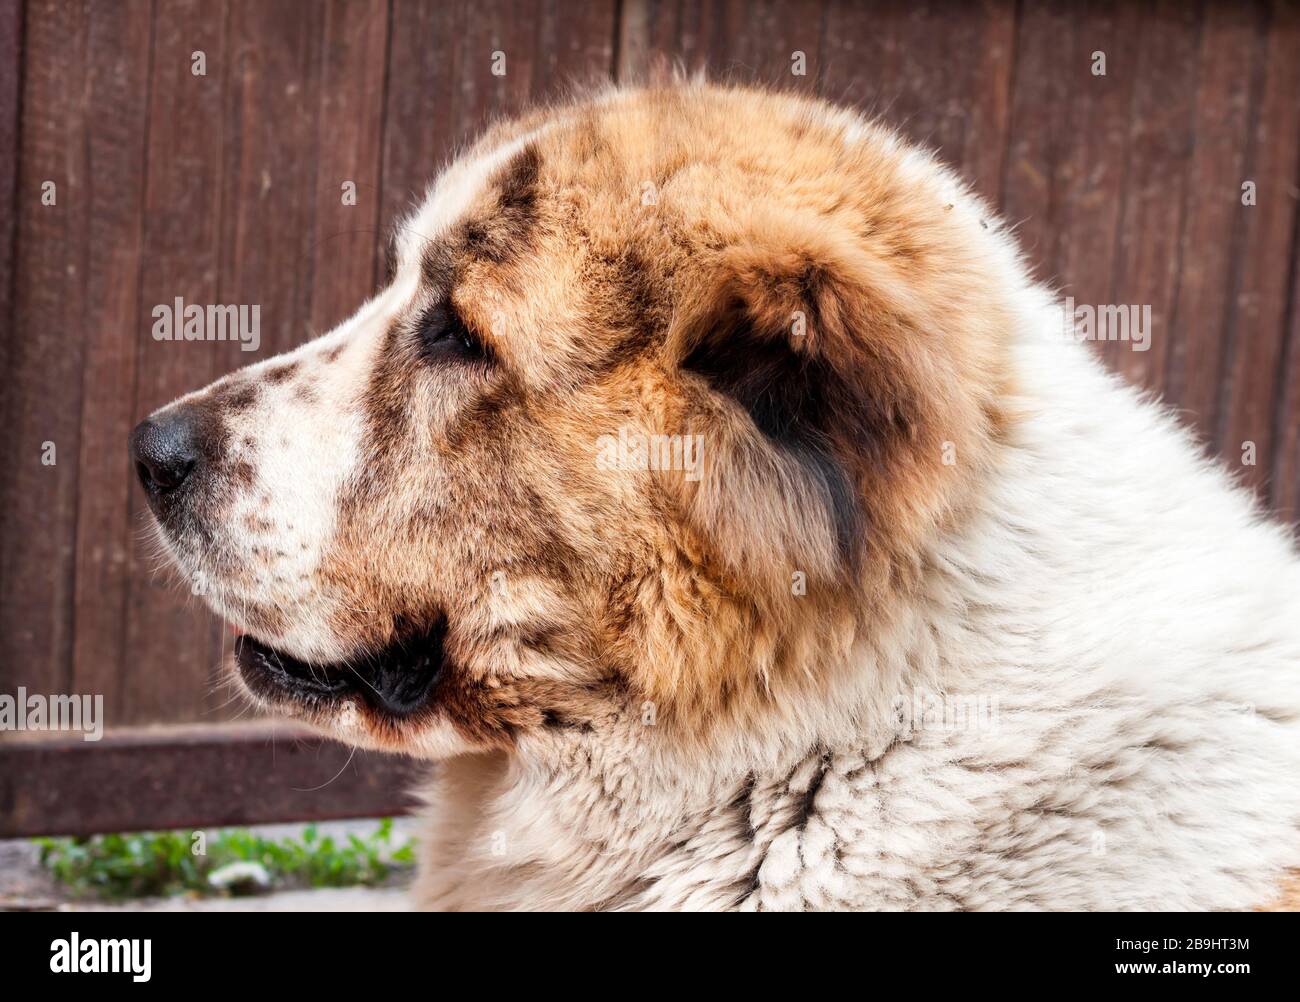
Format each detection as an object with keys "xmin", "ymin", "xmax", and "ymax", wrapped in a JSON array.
[{"xmin": 132, "ymin": 84, "xmax": 1014, "ymax": 760}]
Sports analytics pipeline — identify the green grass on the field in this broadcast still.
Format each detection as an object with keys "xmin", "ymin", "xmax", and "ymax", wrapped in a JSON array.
[{"xmin": 34, "ymin": 818, "xmax": 415, "ymax": 901}]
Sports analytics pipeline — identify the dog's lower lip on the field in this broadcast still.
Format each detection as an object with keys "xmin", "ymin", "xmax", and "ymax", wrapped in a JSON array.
[
  {"xmin": 235, "ymin": 635, "xmax": 353, "ymax": 696},
  {"xmin": 234, "ymin": 619, "xmax": 448, "ymax": 718}
]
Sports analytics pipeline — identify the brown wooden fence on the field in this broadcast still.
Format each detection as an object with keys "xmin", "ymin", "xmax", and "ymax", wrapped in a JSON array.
[{"xmin": 2, "ymin": 0, "xmax": 1298, "ymax": 835}]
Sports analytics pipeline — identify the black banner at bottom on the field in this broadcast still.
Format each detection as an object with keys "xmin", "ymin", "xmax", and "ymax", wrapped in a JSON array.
[{"xmin": 0, "ymin": 910, "xmax": 1291, "ymax": 989}]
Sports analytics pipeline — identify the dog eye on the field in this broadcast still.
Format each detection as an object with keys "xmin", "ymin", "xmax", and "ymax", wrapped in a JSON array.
[{"xmin": 415, "ymin": 301, "xmax": 482, "ymax": 362}]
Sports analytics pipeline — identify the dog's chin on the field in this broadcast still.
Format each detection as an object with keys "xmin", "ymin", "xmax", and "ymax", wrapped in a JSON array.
[{"xmin": 233, "ymin": 622, "xmax": 447, "ymax": 723}]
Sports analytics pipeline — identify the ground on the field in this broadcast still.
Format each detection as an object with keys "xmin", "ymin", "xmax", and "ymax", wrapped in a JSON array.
[{"xmin": 0, "ymin": 817, "xmax": 416, "ymax": 912}]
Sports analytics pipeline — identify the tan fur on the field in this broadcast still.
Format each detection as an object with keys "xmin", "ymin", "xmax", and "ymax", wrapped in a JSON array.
[{"xmin": 1257, "ymin": 871, "xmax": 1300, "ymax": 911}]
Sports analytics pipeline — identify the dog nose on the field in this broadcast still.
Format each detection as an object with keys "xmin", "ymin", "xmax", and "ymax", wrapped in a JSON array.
[{"xmin": 130, "ymin": 408, "xmax": 200, "ymax": 494}]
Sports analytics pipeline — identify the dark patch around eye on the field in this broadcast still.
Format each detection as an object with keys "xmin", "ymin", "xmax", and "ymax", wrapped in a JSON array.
[{"xmin": 415, "ymin": 300, "xmax": 484, "ymax": 363}]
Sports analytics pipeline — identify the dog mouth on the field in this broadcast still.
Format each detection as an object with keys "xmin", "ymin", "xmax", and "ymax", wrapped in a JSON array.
[{"xmin": 234, "ymin": 620, "xmax": 448, "ymax": 719}]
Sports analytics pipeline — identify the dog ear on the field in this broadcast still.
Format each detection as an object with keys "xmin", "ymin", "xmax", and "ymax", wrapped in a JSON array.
[{"xmin": 674, "ymin": 210, "xmax": 934, "ymax": 588}]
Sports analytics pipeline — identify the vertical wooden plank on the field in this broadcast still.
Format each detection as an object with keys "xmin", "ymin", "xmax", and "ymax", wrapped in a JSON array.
[
  {"xmin": 374, "ymin": 0, "xmax": 461, "ymax": 281},
  {"xmin": 710, "ymin": 0, "xmax": 827, "ymax": 93},
  {"xmin": 616, "ymin": 0, "xmax": 720, "ymax": 80},
  {"xmin": 0, "ymin": 0, "xmax": 21, "ymax": 702},
  {"xmin": 1, "ymin": 0, "xmax": 93, "ymax": 702},
  {"xmin": 1275, "ymin": 245, "xmax": 1300, "ymax": 519},
  {"xmin": 1217, "ymin": 0, "xmax": 1300, "ymax": 497},
  {"xmin": 820, "ymin": 0, "xmax": 1016, "ymax": 203},
  {"xmin": 120, "ymin": 0, "xmax": 231, "ymax": 724},
  {"xmin": 532, "ymin": 0, "xmax": 620, "ymax": 93},
  {"xmin": 1272, "ymin": 0, "xmax": 1300, "ymax": 514},
  {"xmin": 1163, "ymin": 1, "xmax": 1259, "ymax": 447},
  {"xmin": 1003, "ymin": 1, "xmax": 1143, "ymax": 317},
  {"xmin": 0, "ymin": 0, "xmax": 21, "ymax": 385},
  {"xmin": 996, "ymin": 0, "xmax": 1075, "ymax": 272},
  {"xmin": 0, "ymin": 0, "xmax": 22, "ymax": 702},
  {"xmin": 618, "ymin": 0, "xmax": 826, "ymax": 95},
  {"xmin": 309, "ymin": 0, "xmax": 389, "ymax": 333},
  {"xmin": 378, "ymin": 0, "xmax": 616, "ymax": 276},
  {"xmin": 216, "ymin": 0, "xmax": 328, "ymax": 363},
  {"xmin": 1106, "ymin": 0, "xmax": 1200, "ymax": 390},
  {"xmin": 67, "ymin": 0, "xmax": 155, "ymax": 725}
]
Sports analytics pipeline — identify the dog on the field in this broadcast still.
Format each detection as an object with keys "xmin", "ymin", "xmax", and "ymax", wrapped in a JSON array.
[{"xmin": 130, "ymin": 82, "xmax": 1300, "ymax": 911}]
